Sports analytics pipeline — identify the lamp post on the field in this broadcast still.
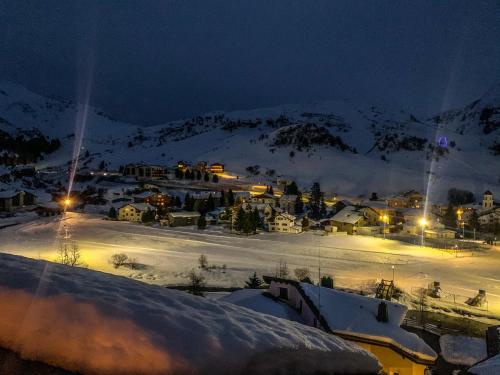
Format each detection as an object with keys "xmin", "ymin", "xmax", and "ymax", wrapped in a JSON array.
[
  {"xmin": 419, "ymin": 217, "xmax": 427, "ymax": 247},
  {"xmin": 391, "ymin": 265, "xmax": 395, "ymax": 282},
  {"xmin": 380, "ymin": 214, "xmax": 388, "ymax": 240}
]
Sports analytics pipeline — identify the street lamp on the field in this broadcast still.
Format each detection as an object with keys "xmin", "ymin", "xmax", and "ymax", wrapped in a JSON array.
[
  {"xmin": 391, "ymin": 265, "xmax": 395, "ymax": 282},
  {"xmin": 380, "ymin": 214, "xmax": 388, "ymax": 239},
  {"xmin": 419, "ymin": 217, "xmax": 427, "ymax": 247}
]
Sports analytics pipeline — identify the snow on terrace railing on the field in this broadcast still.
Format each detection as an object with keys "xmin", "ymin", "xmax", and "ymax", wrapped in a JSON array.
[{"xmin": 402, "ymin": 317, "xmax": 461, "ymax": 336}]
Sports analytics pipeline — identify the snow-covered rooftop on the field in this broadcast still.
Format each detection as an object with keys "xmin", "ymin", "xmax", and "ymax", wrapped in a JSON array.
[
  {"xmin": 220, "ymin": 289, "xmax": 304, "ymax": 323},
  {"xmin": 0, "ymin": 253, "xmax": 381, "ymax": 375},
  {"xmin": 469, "ymin": 354, "xmax": 500, "ymax": 375},
  {"xmin": 120, "ymin": 203, "xmax": 155, "ymax": 211},
  {"xmin": 331, "ymin": 206, "xmax": 363, "ymax": 224},
  {"xmin": 299, "ymin": 283, "xmax": 437, "ymax": 362},
  {"xmin": 168, "ymin": 211, "xmax": 201, "ymax": 218}
]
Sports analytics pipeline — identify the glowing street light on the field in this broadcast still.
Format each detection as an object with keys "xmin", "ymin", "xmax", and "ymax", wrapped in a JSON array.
[
  {"xmin": 380, "ymin": 214, "xmax": 388, "ymax": 239},
  {"xmin": 419, "ymin": 217, "xmax": 427, "ymax": 246},
  {"xmin": 64, "ymin": 198, "xmax": 71, "ymax": 206},
  {"xmin": 391, "ymin": 265, "xmax": 395, "ymax": 282}
]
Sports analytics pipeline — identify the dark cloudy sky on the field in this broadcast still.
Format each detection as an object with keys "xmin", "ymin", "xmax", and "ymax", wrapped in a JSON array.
[{"xmin": 1, "ymin": 0, "xmax": 499, "ymax": 125}]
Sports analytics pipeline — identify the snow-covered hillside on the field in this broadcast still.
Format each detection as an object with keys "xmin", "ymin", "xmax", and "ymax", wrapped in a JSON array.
[
  {"xmin": 1, "ymin": 81, "xmax": 498, "ymax": 200},
  {"xmin": 0, "ymin": 252, "xmax": 380, "ymax": 375}
]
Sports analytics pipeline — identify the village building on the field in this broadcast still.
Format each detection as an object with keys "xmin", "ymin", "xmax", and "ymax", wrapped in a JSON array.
[
  {"xmin": 247, "ymin": 193, "xmax": 277, "ymax": 206},
  {"xmin": 253, "ymin": 277, "xmax": 437, "ymax": 375},
  {"xmin": 176, "ymin": 161, "xmax": 191, "ymax": 172},
  {"xmin": 133, "ymin": 191, "xmax": 172, "ymax": 208},
  {"xmin": 268, "ymin": 212, "xmax": 303, "ymax": 234},
  {"xmin": 209, "ymin": 162, "xmax": 224, "ymax": 174},
  {"xmin": 0, "ymin": 190, "xmax": 37, "ymax": 212},
  {"xmin": 35, "ymin": 201, "xmax": 62, "ymax": 216},
  {"xmin": 423, "ymin": 228, "xmax": 456, "ymax": 239},
  {"xmin": 162, "ymin": 211, "xmax": 201, "ymax": 227},
  {"xmin": 279, "ymin": 194, "xmax": 297, "ymax": 214},
  {"xmin": 123, "ymin": 164, "xmax": 166, "ymax": 179},
  {"xmin": 387, "ymin": 190, "xmax": 424, "ymax": 209},
  {"xmin": 329, "ymin": 205, "xmax": 380, "ymax": 235},
  {"xmin": 477, "ymin": 191, "xmax": 500, "ymax": 228},
  {"xmin": 117, "ymin": 203, "xmax": 155, "ymax": 222}
]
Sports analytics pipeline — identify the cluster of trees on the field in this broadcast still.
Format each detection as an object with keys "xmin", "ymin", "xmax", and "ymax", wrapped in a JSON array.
[
  {"xmin": 272, "ymin": 123, "xmax": 355, "ymax": 153},
  {"xmin": 183, "ymin": 193, "xmax": 217, "ymax": 214},
  {"xmin": 174, "ymin": 168, "xmax": 218, "ymax": 183},
  {"xmin": 283, "ymin": 181, "xmax": 304, "ymax": 214},
  {"xmin": 0, "ymin": 129, "xmax": 60, "ymax": 165},
  {"xmin": 309, "ymin": 182, "xmax": 327, "ymax": 220},
  {"xmin": 447, "ymin": 188, "xmax": 475, "ymax": 206},
  {"xmin": 233, "ymin": 206, "xmax": 261, "ymax": 234}
]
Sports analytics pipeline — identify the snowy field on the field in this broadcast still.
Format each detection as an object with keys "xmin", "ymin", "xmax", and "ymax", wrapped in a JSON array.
[{"xmin": 2, "ymin": 212, "xmax": 500, "ymax": 317}]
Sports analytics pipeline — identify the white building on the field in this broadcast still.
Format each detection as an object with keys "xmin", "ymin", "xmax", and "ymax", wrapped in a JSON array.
[
  {"xmin": 118, "ymin": 203, "xmax": 155, "ymax": 222},
  {"xmin": 268, "ymin": 213, "xmax": 303, "ymax": 234}
]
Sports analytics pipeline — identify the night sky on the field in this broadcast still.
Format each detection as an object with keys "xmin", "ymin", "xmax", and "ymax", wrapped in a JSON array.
[{"xmin": 1, "ymin": 0, "xmax": 499, "ymax": 125}]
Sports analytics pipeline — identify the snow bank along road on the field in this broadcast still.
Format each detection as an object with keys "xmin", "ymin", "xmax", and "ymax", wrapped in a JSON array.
[{"xmin": 1, "ymin": 212, "xmax": 500, "ymax": 315}]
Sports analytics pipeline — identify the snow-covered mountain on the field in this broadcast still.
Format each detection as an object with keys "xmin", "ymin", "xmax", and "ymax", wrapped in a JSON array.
[{"xmin": 0, "ymin": 81, "xmax": 498, "ymax": 200}]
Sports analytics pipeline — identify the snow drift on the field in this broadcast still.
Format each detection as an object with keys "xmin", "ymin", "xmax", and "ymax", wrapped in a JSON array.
[{"xmin": 0, "ymin": 253, "xmax": 380, "ymax": 375}]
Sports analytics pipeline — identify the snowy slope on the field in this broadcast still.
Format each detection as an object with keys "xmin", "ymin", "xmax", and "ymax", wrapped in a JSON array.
[
  {"xmin": 0, "ymin": 81, "xmax": 499, "ymax": 200},
  {"xmin": 0, "ymin": 252, "xmax": 381, "ymax": 375}
]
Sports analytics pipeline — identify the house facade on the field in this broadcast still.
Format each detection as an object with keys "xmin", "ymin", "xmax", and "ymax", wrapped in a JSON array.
[
  {"xmin": 0, "ymin": 190, "xmax": 37, "ymax": 212},
  {"xmin": 117, "ymin": 203, "xmax": 155, "ymax": 222},
  {"xmin": 163, "ymin": 211, "xmax": 201, "ymax": 227},
  {"xmin": 268, "ymin": 213, "xmax": 303, "ymax": 233},
  {"xmin": 262, "ymin": 277, "xmax": 436, "ymax": 375},
  {"xmin": 330, "ymin": 206, "xmax": 379, "ymax": 234},
  {"xmin": 209, "ymin": 162, "xmax": 224, "ymax": 174},
  {"xmin": 123, "ymin": 164, "xmax": 166, "ymax": 179},
  {"xmin": 387, "ymin": 190, "xmax": 424, "ymax": 209}
]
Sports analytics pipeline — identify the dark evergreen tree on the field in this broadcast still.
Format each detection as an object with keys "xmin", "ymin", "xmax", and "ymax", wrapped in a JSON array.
[
  {"xmin": 174, "ymin": 196, "xmax": 182, "ymax": 207},
  {"xmin": 189, "ymin": 170, "xmax": 195, "ymax": 180},
  {"xmin": 204, "ymin": 172, "xmax": 210, "ymax": 182},
  {"xmin": 108, "ymin": 206, "xmax": 117, "ymax": 219},
  {"xmin": 321, "ymin": 275, "xmax": 334, "ymax": 288},
  {"xmin": 141, "ymin": 210, "xmax": 156, "ymax": 222},
  {"xmin": 207, "ymin": 194, "xmax": 215, "ymax": 212},
  {"xmin": 219, "ymin": 190, "xmax": 225, "ymax": 207},
  {"xmin": 184, "ymin": 193, "xmax": 194, "ymax": 211},
  {"xmin": 245, "ymin": 272, "xmax": 263, "ymax": 288},
  {"xmin": 320, "ymin": 194, "xmax": 327, "ymax": 218},
  {"xmin": 196, "ymin": 170, "xmax": 202, "ymax": 180},
  {"xmin": 310, "ymin": 182, "xmax": 322, "ymax": 219},
  {"xmin": 98, "ymin": 160, "xmax": 105, "ymax": 170},
  {"xmin": 252, "ymin": 207, "xmax": 261, "ymax": 232},
  {"xmin": 294, "ymin": 193, "xmax": 304, "ymax": 214},
  {"xmin": 443, "ymin": 203, "xmax": 457, "ymax": 228},
  {"xmin": 234, "ymin": 206, "xmax": 245, "ymax": 232},
  {"xmin": 370, "ymin": 192, "xmax": 378, "ymax": 201},
  {"xmin": 212, "ymin": 174, "xmax": 219, "ymax": 183},
  {"xmin": 227, "ymin": 189, "xmax": 235, "ymax": 206},
  {"xmin": 284, "ymin": 181, "xmax": 299, "ymax": 195},
  {"xmin": 197, "ymin": 215, "xmax": 207, "ymax": 230}
]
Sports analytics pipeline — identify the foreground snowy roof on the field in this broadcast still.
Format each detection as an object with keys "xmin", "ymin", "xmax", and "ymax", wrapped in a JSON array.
[
  {"xmin": 0, "ymin": 253, "xmax": 381, "ymax": 375},
  {"xmin": 220, "ymin": 289, "xmax": 304, "ymax": 323},
  {"xmin": 469, "ymin": 354, "xmax": 500, "ymax": 375},
  {"xmin": 299, "ymin": 283, "xmax": 437, "ymax": 363},
  {"xmin": 120, "ymin": 202, "xmax": 155, "ymax": 211},
  {"xmin": 331, "ymin": 206, "xmax": 364, "ymax": 224}
]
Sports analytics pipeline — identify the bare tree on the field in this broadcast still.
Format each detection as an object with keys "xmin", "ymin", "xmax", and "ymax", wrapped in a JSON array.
[
  {"xmin": 294, "ymin": 267, "xmax": 311, "ymax": 282},
  {"xmin": 187, "ymin": 269, "xmax": 206, "ymax": 296},
  {"xmin": 198, "ymin": 254, "xmax": 208, "ymax": 269},
  {"xmin": 57, "ymin": 242, "xmax": 83, "ymax": 267},
  {"xmin": 110, "ymin": 253, "xmax": 129, "ymax": 268}
]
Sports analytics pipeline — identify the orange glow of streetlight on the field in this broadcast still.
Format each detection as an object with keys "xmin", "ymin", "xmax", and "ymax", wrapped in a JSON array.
[{"xmin": 419, "ymin": 217, "xmax": 427, "ymax": 227}]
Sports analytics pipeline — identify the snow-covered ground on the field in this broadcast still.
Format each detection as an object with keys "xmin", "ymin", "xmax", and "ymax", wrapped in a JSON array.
[
  {"xmin": 439, "ymin": 334, "xmax": 487, "ymax": 366},
  {"xmin": 0, "ymin": 252, "xmax": 381, "ymax": 375},
  {"xmin": 2, "ymin": 212, "xmax": 500, "ymax": 318}
]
